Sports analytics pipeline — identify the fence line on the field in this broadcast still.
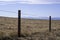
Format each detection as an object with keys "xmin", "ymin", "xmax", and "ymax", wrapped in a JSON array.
[
  {"xmin": 17, "ymin": 10, "xmax": 52, "ymax": 37},
  {"xmin": 0, "ymin": 10, "xmax": 52, "ymax": 37}
]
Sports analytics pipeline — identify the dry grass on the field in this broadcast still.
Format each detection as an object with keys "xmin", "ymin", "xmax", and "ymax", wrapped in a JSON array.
[{"xmin": 0, "ymin": 17, "xmax": 60, "ymax": 40}]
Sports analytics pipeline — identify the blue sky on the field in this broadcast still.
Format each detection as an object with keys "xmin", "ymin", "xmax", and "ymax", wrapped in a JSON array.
[{"xmin": 0, "ymin": 0, "xmax": 60, "ymax": 18}]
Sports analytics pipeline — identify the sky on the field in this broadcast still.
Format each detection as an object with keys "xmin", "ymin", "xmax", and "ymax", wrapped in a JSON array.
[{"xmin": 0, "ymin": 0, "xmax": 60, "ymax": 18}]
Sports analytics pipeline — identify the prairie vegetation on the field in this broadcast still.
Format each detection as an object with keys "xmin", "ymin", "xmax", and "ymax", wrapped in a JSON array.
[{"xmin": 0, "ymin": 17, "xmax": 60, "ymax": 40}]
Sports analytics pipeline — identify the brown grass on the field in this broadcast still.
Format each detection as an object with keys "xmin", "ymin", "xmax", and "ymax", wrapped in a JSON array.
[{"xmin": 0, "ymin": 17, "xmax": 60, "ymax": 40}]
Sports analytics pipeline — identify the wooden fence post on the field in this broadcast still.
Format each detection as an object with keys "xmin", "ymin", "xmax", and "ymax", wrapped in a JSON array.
[
  {"xmin": 49, "ymin": 16, "xmax": 51, "ymax": 32},
  {"xmin": 18, "ymin": 10, "xmax": 21, "ymax": 37}
]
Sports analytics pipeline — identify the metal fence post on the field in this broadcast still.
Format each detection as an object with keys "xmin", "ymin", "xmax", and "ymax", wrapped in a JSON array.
[
  {"xmin": 49, "ymin": 16, "xmax": 51, "ymax": 32},
  {"xmin": 18, "ymin": 10, "xmax": 21, "ymax": 37}
]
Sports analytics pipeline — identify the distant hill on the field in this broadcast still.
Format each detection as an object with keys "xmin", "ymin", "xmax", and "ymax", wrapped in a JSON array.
[
  {"xmin": 22, "ymin": 17, "xmax": 60, "ymax": 20},
  {"xmin": 52, "ymin": 17, "xmax": 60, "ymax": 20},
  {"xmin": 0, "ymin": 16, "xmax": 60, "ymax": 20}
]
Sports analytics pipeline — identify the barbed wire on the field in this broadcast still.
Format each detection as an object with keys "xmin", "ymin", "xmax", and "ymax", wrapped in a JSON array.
[
  {"xmin": 0, "ymin": 10, "xmax": 35, "ymax": 16},
  {"xmin": 0, "ymin": 10, "xmax": 17, "ymax": 13}
]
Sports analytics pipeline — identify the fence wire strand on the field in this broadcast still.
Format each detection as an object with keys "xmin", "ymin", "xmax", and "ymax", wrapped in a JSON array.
[{"xmin": 0, "ymin": 10, "xmax": 17, "ymax": 13}]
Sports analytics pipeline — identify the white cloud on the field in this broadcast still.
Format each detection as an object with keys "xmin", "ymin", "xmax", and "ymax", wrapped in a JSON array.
[
  {"xmin": 26, "ymin": 0, "xmax": 60, "ymax": 4},
  {"xmin": 0, "ymin": 0, "xmax": 60, "ymax": 4},
  {"xmin": 0, "ymin": 0, "xmax": 15, "ymax": 1}
]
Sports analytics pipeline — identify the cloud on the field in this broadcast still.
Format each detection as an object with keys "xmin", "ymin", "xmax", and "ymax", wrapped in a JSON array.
[
  {"xmin": 26, "ymin": 0, "xmax": 60, "ymax": 4},
  {"xmin": 0, "ymin": 0, "xmax": 15, "ymax": 1},
  {"xmin": 0, "ymin": 0, "xmax": 60, "ymax": 4}
]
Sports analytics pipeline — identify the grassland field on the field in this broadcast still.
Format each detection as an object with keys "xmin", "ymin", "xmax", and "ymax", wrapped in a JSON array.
[{"xmin": 0, "ymin": 17, "xmax": 60, "ymax": 40}]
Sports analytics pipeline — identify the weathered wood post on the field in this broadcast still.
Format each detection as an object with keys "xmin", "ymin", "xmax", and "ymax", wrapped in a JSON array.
[
  {"xmin": 18, "ymin": 10, "xmax": 21, "ymax": 37},
  {"xmin": 49, "ymin": 16, "xmax": 51, "ymax": 32}
]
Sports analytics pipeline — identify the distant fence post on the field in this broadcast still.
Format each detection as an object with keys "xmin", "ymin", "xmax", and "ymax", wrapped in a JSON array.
[
  {"xmin": 49, "ymin": 16, "xmax": 51, "ymax": 32},
  {"xmin": 18, "ymin": 10, "xmax": 21, "ymax": 37}
]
